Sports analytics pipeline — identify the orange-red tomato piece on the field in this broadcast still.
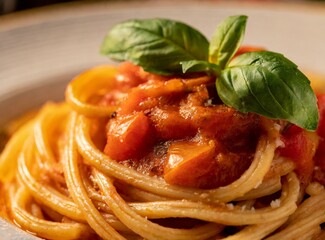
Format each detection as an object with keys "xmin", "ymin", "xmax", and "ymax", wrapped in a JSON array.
[
  {"xmin": 104, "ymin": 112, "xmax": 153, "ymax": 161},
  {"xmin": 314, "ymin": 94, "xmax": 325, "ymax": 183},
  {"xmin": 150, "ymin": 107, "xmax": 197, "ymax": 140},
  {"xmin": 164, "ymin": 141, "xmax": 217, "ymax": 188},
  {"xmin": 119, "ymin": 79, "xmax": 186, "ymax": 115},
  {"xmin": 119, "ymin": 88, "xmax": 150, "ymax": 115},
  {"xmin": 279, "ymin": 125, "xmax": 319, "ymax": 185},
  {"xmin": 164, "ymin": 140, "xmax": 253, "ymax": 189},
  {"xmin": 115, "ymin": 62, "xmax": 146, "ymax": 90},
  {"xmin": 190, "ymin": 105, "xmax": 261, "ymax": 152}
]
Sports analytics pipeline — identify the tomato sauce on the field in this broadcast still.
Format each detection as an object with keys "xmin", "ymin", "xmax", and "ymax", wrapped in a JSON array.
[
  {"xmin": 101, "ymin": 61, "xmax": 324, "ymax": 189},
  {"xmin": 102, "ymin": 62, "xmax": 263, "ymax": 189}
]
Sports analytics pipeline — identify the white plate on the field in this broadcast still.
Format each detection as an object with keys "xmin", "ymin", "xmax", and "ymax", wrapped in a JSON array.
[{"xmin": 1, "ymin": 1, "xmax": 325, "ymax": 239}]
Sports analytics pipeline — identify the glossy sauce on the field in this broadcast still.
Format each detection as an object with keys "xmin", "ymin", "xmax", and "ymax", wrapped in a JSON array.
[{"xmin": 102, "ymin": 62, "xmax": 263, "ymax": 189}]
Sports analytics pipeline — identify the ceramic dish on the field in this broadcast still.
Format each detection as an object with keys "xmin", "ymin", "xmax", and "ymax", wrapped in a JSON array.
[{"xmin": 0, "ymin": 1, "xmax": 325, "ymax": 239}]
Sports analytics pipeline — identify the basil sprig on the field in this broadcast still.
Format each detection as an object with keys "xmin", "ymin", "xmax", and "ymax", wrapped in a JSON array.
[{"xmin": 101, "ymin": 16, "xmax": 319, "ymax": 131}]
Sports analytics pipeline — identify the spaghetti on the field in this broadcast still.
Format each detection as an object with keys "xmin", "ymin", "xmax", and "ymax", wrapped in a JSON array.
[
  {"xmin": 1, "ymin": 14, "xmax": 325, "ymax": 240},
  {"xmin": 0, "ymin": 61, "xmax": 324, "ymax": 239}
]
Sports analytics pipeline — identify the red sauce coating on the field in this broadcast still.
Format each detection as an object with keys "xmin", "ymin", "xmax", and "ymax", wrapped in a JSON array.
[
  {"xmin": 101, "ymin": 61, "xmax": 323, "ymax": 189},
  {"xmin": 102, "ymin": 62, "xmax": 262, "ymax": 188}
]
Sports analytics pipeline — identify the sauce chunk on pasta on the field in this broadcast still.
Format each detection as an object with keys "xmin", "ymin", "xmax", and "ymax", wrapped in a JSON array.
[
  {"xmin": 101, "ymin": 63, "xmax": 325, "ymax": 191},
  {"xmin": 101, "ymin": 63, "xmax": 266, "ymax": 189}
]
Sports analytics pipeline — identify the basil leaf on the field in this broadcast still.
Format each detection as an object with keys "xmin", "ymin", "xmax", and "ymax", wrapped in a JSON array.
[
  {"xmin": 100, "ymin": 18, "xmax": 209, "ymax": 75},
  {"xmin": 181, "ymin": 60, "xmax": 221, "ymax": 75},
  {"xmin": 230, "ymin": 51, "xmax": 319, "ymax": 130},
  {"xmin": 217, "ymin": 52, "xmax": 319, "ymax": 130},
  {"xmin": 229, "ymin": 51, "xmax": 297, "ymax": 69},
  {"xmin": 209, "ymin": 15, "xmax": 247, "ymax": 69}
]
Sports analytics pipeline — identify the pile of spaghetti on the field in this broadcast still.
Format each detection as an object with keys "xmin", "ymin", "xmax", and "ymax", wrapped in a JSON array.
[{"xmin": 1, "ymin": 16, "xmax": 325, "ymax": 240}]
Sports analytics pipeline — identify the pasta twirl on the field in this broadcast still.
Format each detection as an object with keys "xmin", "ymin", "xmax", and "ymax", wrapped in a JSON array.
[{"xmin": 1, "ymin": 16, "xmax": 325, "ymax": 240}]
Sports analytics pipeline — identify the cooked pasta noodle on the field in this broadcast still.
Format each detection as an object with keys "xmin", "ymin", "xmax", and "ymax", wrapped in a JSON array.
[{"xmin": 0, "ymin": 62, "xmax": 325, "ymax": 240}]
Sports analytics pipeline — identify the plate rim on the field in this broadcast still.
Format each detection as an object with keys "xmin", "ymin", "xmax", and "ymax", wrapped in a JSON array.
[
  {"xmin": 1, "ymin": 1, "xmax": 325, "ymax": 239},
  {"xmin": 2, "ymin": 0, "xmax": 325, "ymax": 31}
]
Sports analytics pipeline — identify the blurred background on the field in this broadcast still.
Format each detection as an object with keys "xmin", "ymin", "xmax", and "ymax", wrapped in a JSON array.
[
  {"xmin": 2, "ymin": 0, "xmax": 135, "ymax": 14},
  {"xmin": 1, "ymin": 0, "xmax": 76, "ymax": 14},
  {"xmin": 0, "ymin": 0, "xmax": 106, "ymax": 14},
  {"xmin": 1, "ymin": 0, "xmax": 325, "ymax": 15},
  {"xmin": 1, "ymin": 0, "xmax": 325, "ymax": 126}
]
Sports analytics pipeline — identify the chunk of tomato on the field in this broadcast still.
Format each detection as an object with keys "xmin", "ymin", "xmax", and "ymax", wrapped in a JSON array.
[
  {"xmin": 118, "ymin": 88, "xmax": 150, "ymax": 115},
  {"xmin": 164, "ymin": 141, "xmax": 217, "ymax": 188},
  {"xmin": 115, "ymin": 62, "xmax": 146, "ymax": 90},
  {"xmin": 164, "ymin": 140, "xmax": 252, "ymax": 189},
  {"xmin": 119, "ymin": 79, "xmax": 186, "ymax": 115},
  {"xmin": 279, "ymin": 125, "xmax": 319, "ymax": 185},
  {"xmin": 104, "ymin": 112, "xmax": 154, "ymax": 161},
  {"xmin": 314, "ymin": 94, "xmax": 325, "ymax": 183},
  {"xmin": 150, "ymin": 107, "xmax": 197, "ymax": 140},
  {"xmin": 189, "ymin": 105, "xmax": 261, "ymax": 152}
]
